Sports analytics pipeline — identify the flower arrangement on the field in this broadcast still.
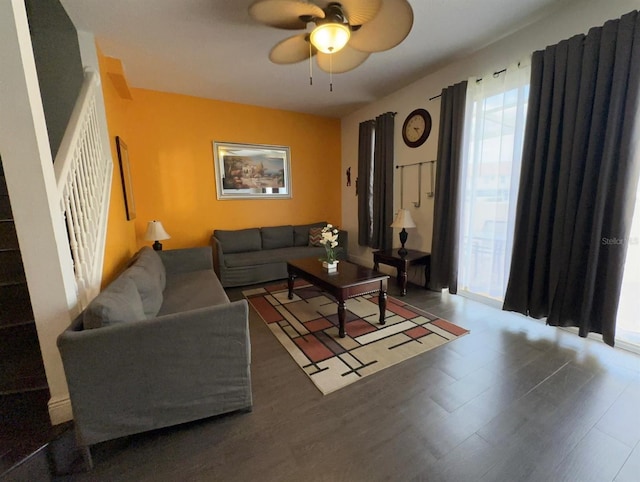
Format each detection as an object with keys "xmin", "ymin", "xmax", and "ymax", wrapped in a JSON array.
[{"xmin": 320, "ymin": 224, "xmax": 339, "ymax": 264}]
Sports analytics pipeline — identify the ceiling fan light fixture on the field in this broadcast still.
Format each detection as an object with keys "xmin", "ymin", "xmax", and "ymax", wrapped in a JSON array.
[
  {"xmin": 309, "ymin": 22, "xmax": 350, "ymax": 54},
  {"xmin": 252, "ymin": 0, "xmax": 413, "ymax": 74}
]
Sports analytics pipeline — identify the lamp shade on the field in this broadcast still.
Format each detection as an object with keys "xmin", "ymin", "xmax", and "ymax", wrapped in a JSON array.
[
  {"xmin": 390, "ymin": 209, "xmax": 416, "ymax": 229},
  {"xmin": 144, "ymin": 220, "xmax": 170, "ymax": 241},
  {"xmin": 310, "ymin": 22, "xmax": 350, "ymax": 54}
]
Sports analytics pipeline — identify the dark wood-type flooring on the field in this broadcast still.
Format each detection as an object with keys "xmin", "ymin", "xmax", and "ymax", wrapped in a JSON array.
[{"xmin": 55, "ymin": 282, "xmax": 640, "ymax": 481}]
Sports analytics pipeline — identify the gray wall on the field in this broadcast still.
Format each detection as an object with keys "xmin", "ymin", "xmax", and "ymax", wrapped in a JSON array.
[{"xmin": 25, "ymin": 0, "xmax": 84, "ymax": 161}]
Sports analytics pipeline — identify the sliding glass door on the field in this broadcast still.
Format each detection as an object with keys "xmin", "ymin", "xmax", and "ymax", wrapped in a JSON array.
[
  {"xmin": 617, "ymin": 184, "xmax": 640, "ymax": 348},
  {"xmin": 457, "ymin": 65, "xmax": 530, "ymax": 303}
]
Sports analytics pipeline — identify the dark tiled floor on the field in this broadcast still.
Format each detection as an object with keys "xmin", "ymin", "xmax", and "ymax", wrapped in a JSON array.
[
  {"xmin": 0, "ymin": 389, "xmax": 51, "ymax": 475},
  {"xmin": 57, "ymin": 282, "xmax": 640, "ymax": 481}
]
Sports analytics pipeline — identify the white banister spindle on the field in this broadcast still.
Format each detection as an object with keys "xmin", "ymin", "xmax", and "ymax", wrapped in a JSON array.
[{"xmin": 54, "ymin": 70, "xmax": 113, "ymax": 307}]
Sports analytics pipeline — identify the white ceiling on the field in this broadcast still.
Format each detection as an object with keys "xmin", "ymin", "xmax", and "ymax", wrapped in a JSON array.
[{"xmin": 60, "ymin": 0, "xmax": 575, "ymax": 118}]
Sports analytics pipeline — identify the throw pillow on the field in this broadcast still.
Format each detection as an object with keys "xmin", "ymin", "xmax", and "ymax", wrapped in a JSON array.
[
  {"xmin": 83, "ymin": 276, "xmax": 146, "ymax": 329},
  {"xmin": 129, "ymin": 246, "xmax": 166, "ymax": 290},
  {"xmin": 308, "ymin": 227, "xmax": 324, "ymax": 247},
  {"xmin": 123, "ymin": 264, "xmax": 163, "ymax": 318},
  {"xmin": 293, "ymin": 222, "xmax": 325, "ymax": 246}
]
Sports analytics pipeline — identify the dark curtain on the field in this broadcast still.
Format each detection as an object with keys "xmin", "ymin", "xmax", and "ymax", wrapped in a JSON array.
[
  {"xmin": 357, "ymin": 120, "xmax": 374, "ymax": 246},
  {"xmin": 503, "ymin": 11, "xmax": 640, "ymax": 346},
  {"xmin": 371, "ymin": 112, "xmax": 395, "ymax": 250},
  {"xmin": 429, "ymin": 81, "xmax": 468, "ymax": 293}
]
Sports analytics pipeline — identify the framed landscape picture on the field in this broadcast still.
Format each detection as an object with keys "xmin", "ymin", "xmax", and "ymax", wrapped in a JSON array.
[{"xmin": 213, "ymin": 141, "xmax": 292, "ymax": 199}]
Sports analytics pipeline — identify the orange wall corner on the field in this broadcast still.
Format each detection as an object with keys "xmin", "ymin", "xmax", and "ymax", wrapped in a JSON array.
[
  {"xmin": 97, "ymin": 48, "xmax": 342, "ymax": 286},
  {"xmin": 98, "ymin": 47, "xmax": 137, "ymax": 286}
]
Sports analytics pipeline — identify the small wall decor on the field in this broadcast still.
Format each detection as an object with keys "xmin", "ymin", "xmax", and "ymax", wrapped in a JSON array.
[
  {"xmin": 116, "ymin": 136, "xmax": 136, "ymax": 220},
  {"xmin": 213, "ymin": 141, "xmax": 292, "ymax": 200}
]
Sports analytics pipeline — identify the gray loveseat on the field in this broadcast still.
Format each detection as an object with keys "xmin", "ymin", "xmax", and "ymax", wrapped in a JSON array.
[
  {"xmin": 57, "ymin": 246, "xmax": 252, "ymax": 467},
  {"xmin": 211, "ymin": 222, "xmax": 348, "ymax": 287}
]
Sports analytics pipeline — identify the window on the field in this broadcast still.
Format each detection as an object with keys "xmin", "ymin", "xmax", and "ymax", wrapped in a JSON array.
[
  {"xmin": 367, "ymin": 125, "xmax": 375, "ymax": 241},
  {"xmin": 357, "ymin": 113, "xmax": 395, "ymax": 250},
  {"xmin": 357, "ymin": 120, "xmax": 375, "ymax": 246},
  {"xmin": 458, "ymin": 65, "xmax": 530, "ymax": 303}
]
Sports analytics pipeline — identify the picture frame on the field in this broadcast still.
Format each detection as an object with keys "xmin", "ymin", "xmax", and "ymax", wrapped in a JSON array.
[
  {"xmin": 213, "ymin": 141, "xmax": 292, "ymax": 200},
  {"xmin": 116, "ymin": 136, "xmax": 136, "ymax": 220}
]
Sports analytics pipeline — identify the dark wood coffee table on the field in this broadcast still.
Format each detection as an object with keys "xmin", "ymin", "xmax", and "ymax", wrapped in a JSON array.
[{"xmin": 287, "ymin": 258, "xmax": 389, "ymax": 338}]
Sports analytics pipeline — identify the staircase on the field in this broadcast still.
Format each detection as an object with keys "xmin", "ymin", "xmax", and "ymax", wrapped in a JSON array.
[
  {"xmin": 0, "ymin": 64, "xmax": 113, "ymax": 478},
  {"xmin": 0, "ymin": 2, "xmax": 113, "ymax": 476},
  {"xmin": 0, "ymin": 160, "xmax": 56, "ymax": 479}
]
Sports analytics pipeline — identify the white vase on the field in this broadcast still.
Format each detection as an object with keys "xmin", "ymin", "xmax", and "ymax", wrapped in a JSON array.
[{"xmin": 322, "ymin": 260, "xmax": 339, "ymax": 272}]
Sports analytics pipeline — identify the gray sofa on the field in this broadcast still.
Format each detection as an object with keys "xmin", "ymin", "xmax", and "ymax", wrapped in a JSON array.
[
  {"xmin": 57, "ymin": 246, "xmax": 251, "ymax": 468},
  {"xmin": 211, "ymin": 222, "xmax": 348, "ymax": 287}
]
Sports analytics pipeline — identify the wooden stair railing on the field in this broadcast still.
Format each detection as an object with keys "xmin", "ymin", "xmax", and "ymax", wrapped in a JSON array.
[{"xmin": 53, "ymin": 69, "xmax": 113, "ymax": 308}]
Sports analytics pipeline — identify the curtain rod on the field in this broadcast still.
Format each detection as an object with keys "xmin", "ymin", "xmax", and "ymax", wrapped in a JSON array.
[
  {"xmin": 428, "ymin": 67, "xmax": 509, "ymax": 100},
  {"xmin": 395, "ymin": 160, "xmax": 436, "ymax": 169},
  {"xmin": 363, "ymin": 112, "xmax": 397, "ymax": 124}
]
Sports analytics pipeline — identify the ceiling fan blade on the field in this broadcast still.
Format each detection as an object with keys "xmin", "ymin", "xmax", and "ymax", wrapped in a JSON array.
[
  {"xmin": 269, "ymin": 34, "xmax": 314, "ymax": 64},
  {"xmin": 316, "ymin": 46, "xmax": 370, "ymax": 73},
  {"xmin": 348, "ymin": 0, "xmax": 413, "ymax": 52},
  {"xmin": 334, "ymin": 0, "xmax": 382, "ymax": 26},
  {"xmin": 249, "ymin": 0, "xmax": 325, "ymax": 30}
]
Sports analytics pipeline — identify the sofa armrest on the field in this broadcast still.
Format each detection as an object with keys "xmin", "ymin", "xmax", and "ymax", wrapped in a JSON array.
[
  {"xmin": 211, "ymin": 235, "xmax": 224, "ymax": 277},
  {"xmin": 338, "ymin": 229, "xmax": 348, "ymax": 249},
  {"xmin": 57, "ymin": 299, "xmax": 251, "ymax": 446},
  {"xmin": 158, "ymin": 247, "xmax": 213, "ymax": 274},
  {"xmin": 338, "ymin": 229, "xmax": 349, "ymax": 259}
]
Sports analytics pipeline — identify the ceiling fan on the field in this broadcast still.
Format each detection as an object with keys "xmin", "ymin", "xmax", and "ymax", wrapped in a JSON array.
[{"xmin": 248, "ymin": 0, "xmax": 414, "ymax": 76}]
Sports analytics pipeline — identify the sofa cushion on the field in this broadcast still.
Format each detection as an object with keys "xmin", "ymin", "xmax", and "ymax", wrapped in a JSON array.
[
  {"xmin": 159, "ymin": 270, "xmax": 229, "ymax": 316},
  {"xmin": 215, "ymin": 228, "xmax": 261, "ymax": 254},
  {"xmin": 261, "ymin": 225, "xmax": 293, "ymax": 250},
  {"xmin": 123, "ymin": 264, "xmax": 163, "ymax": 318},
  {"xmin": 83, "ymin": 276, "xmax": 146, "ymax": 329},
  {"xmin": 293, "ymin": 222, "xmax": 325, "ymax": 247},
  {"xmin": 308, "ymin": 227, "xmax": 324, "ymax": 247},
  {"xmin": 224, "ymin": 246, "xmax": 327, "ymax": 267},
  {"xmin": 129, "ymin": 246, "xmax": 166, "ymax": 290}
]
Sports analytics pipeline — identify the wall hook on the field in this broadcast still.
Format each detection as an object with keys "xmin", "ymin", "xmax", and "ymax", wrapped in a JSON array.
[
  {"xmin": 413, "ymin": 163, "xmax": 422, "ymax": 207},
  {"xmin": 396, "ymin": 160, "xmax": 436, "ymax": 208},
  {"xmin": 427, "ymin": 161, "xmax": 435, "ymax": 198}
]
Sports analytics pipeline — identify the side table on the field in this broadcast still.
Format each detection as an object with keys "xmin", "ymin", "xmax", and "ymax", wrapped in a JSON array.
[{"xmin": 373, "ymin": 249, "xmax": 430, "ymax": 296}]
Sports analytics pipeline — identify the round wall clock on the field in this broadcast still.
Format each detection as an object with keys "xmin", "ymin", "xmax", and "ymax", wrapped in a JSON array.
[{"xmin": 402, "ymin": 108, "xmax": 432, "ymax": 148}]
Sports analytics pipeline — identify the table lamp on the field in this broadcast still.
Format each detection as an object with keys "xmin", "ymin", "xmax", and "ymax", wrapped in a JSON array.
[
  {"xmin": 390, "ymin": 209, "xmax": 416, "ymax": 256},
  {"xmin": 144, "ymin": 220, "xmax": 170, "ymax": 251}
]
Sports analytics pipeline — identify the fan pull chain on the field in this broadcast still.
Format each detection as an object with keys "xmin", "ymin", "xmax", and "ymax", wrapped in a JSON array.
[
  {"xmin": 330, "ymin": 54, "xmax": 333, "ymax": 92},
  {"xmin": 309, "ymin": 42, "xmax": 313, "ymax": 86}
]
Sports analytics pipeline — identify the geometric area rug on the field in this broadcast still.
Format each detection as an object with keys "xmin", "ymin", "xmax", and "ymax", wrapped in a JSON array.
[{"xmin": 243, "ymin": 281, "xmax": 469, "ymax": 395}]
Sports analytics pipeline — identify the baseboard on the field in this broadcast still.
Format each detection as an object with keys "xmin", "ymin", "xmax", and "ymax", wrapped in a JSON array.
[
  {"xmin": 48, "ymin": 394, "xmax": 73, "ymax": 425},
  {"xmin": 350, "ymin": 253, "xmax": 401, "ymax": 278},
  {"xmin": 348, "ymin": 253, "xmax": 371, "ymax": 267}
]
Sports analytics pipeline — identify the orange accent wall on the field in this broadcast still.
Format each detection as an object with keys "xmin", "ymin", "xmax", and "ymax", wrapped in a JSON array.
[
  {"xmin": 99, "ymin": 52, "xmax": 342, "ymax": 285},
  {"xmin": 99, "ymin": 49, "xmax": 137, "ymax": 286}
]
